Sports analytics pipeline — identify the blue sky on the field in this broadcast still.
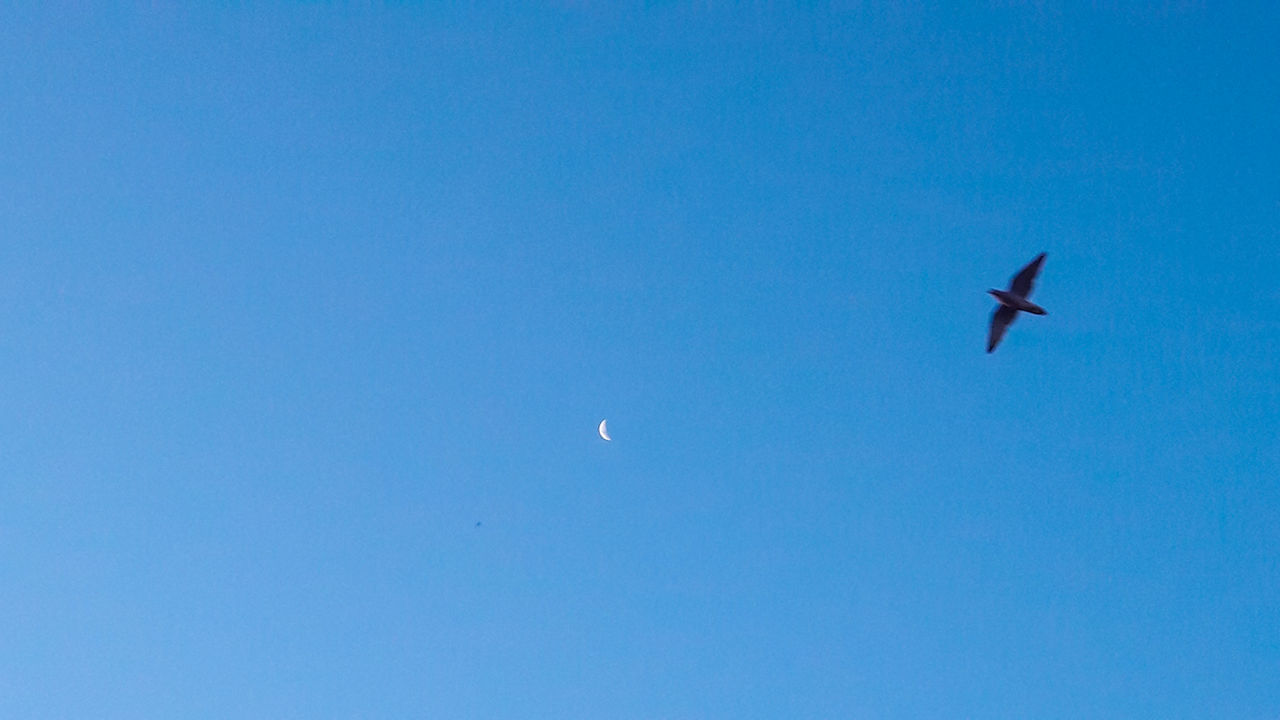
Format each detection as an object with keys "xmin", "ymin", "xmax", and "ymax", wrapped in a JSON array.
[{"xmin": 0, "ymin": 3, "xmax": 1277, "ymax": 718}]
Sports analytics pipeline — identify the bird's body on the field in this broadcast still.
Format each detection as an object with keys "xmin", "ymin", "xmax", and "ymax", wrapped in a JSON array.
[
  {"xmin": 987, "ymin": 289, "xmax": 1047, "ymax": 315},
  {"xmin": 987, "ymin": 253, "xmax": 1048, "ymax": 353}
]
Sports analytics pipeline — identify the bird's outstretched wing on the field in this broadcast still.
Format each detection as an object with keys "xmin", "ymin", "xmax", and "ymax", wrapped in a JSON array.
[
  {"xmin": 1009, "ymin": 252, "xmax": 1047, "ymax": 297},
  {"xmin": 987, "ymin": 305, "xmax": 1018, "ymax": 353}
]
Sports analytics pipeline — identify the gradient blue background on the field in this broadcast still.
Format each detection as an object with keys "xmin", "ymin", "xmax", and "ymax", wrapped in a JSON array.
[{"xmin": 1, "ymin": 3, "xmax": 1277, "ymax": 718}]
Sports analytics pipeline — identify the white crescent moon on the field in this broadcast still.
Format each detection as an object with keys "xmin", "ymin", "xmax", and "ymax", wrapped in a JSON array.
[{"xmin": 598, "ymin": 419, "xmax": 611, "ymax": 442}]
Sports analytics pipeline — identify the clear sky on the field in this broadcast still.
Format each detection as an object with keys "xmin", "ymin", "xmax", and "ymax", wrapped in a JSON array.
[{"xmin": 0, "ymin": 3, "xmax": 1277, "ymax": 718}]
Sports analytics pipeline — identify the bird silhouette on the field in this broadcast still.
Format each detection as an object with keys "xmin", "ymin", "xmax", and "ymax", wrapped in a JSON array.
[{"xmin": 987, "ymin": 253, "xmax": 1047, "ymax": 353}]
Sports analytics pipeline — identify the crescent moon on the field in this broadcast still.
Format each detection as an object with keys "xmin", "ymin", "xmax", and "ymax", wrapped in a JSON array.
[{"xmin": 598, "ymin": 419, "xmax": 611, "ymax": 442}]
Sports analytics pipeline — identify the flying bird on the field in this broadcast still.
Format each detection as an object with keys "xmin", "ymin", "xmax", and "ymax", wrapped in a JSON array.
[{"xmin": 987, "ymin": 252, "xmax": 1048, "ymax": 353}]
